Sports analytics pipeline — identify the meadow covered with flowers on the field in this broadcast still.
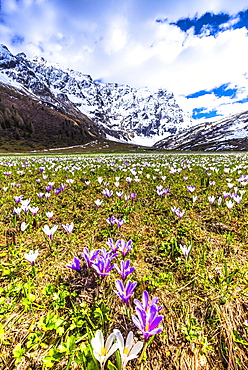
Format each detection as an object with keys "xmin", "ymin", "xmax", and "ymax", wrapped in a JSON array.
[{"xmin": 0, "ymin": 152, "xmax": 248, "ymax": 370}]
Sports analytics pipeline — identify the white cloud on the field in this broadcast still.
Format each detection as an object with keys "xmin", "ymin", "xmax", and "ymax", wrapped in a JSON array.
[{"xmin": 1, "ymin": 0, "xmax": 248, "ymax": 121}]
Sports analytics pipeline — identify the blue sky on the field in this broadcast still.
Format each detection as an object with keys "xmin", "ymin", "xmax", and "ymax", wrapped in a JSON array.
[{"xmin": 1, "ymin": 0, "xmax": 248, "ymax": 121}]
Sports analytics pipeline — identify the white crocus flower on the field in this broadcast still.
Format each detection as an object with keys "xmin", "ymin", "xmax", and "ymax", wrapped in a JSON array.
[
  {"xmin": 114, "ymin": 330, "xmax": 143, "ymax": 369},
  {"xmin": 91, "ymin": 330, "xmax": 118, "ymax": 370},
  {"xmin": 24, "ymin": 250, "xmax": 39, "ymax": 266},
  {"xmin": 226, "ymin": 200, "xmax": 234, "ymax": 210},
  {"xmin": 94, "ymin": 199, "xmax": 103, "ymax": 207},
  {"xmin": 21, "ymin": 221, "xmax": 29, "ymax": 232},
  {"xmin": 179, "ymin": 244, "xmax": 191, "ymax": 259}
]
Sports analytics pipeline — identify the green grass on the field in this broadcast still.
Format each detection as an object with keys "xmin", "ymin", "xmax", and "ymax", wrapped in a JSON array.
[{"xmin": 0, "ymin": 152, "xmax": 248, "ymax": 370}]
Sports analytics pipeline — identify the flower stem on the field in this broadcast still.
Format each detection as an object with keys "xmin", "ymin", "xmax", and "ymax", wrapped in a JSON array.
[{"xmin": 138, "ymin": 341, "xmax": 149, "ymax": 364}]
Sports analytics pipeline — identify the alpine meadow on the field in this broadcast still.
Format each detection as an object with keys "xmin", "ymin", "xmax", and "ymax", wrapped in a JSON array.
[{"xmin": 0, "ymin": 151, "xmax": 248, "ymax": 370}]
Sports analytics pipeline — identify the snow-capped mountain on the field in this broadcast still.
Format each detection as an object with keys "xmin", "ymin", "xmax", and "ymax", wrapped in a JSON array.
[
  {"xmin": 154, "ymin": 110, "xmax": 248, "ymax": 151},
  {"xmin": 0, "ymin": 44, "xmax": 192, "ymax": 146}
]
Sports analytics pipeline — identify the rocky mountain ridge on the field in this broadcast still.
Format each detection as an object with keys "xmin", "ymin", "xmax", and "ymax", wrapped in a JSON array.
[
  {"xmin": 154, "ymin": 110, "xmax": 248, "ymax": 151},
  {"xmin": 0, "ymin": 44, "xmax": 193, "ymax": 146}
]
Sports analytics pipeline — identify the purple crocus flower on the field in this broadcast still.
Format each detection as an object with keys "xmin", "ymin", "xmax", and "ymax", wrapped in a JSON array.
[
  {"xmin": 132, "ymin": 304, "xmax": 163, "ymax": 341},
  {"xmin": 114, "ymin": 279, "xmax": 137, "ymax": 306},
  {"xmin": 133, "ymin": 290, "xmax": 162, "ymax": 313},
  {"xmin": 67, "ymin": 257, "xmax": 81, "ymax": 272},
  {"xmin": 171, "ymin": 206, "xmax": 185, "ymax": 218},
  {"xmin": 45, "ymin": 185, "xmax": 53, "ymax": 192},
  {"xmin": 98, "ymin": 247, "xmax": 118, "ymax": 260},
  {"xmin": 116, "ymin": 239, "xmax": 133, "ymax": 257},
  {"xmin": 81, "ymin": 247, "xmax": 100, "ymax": 268},
  {"xmin": 92, "ymin": 255, "xmax": 115, "ymax": 276},
  {"xmin": 115, "ymin": 259, "xmax": 135, "ymax": 280},
  {"xmin": 107, "ymin": 216, "xmax": 117, "ymax": 226},
  {"xmin": 14, "ymin": 195, "xmax": 23, "ymax": 203},
  {"xmin": 62, "ymin": 222, "xmax": 74, "ymax": 234},
  {"xmin": 106, "ymin": 238, "xmax": 119, "ymax": 252},
  {"xmin": 130, "ymin": 193, "xmax": 137, "ymax": 199},
  {"xmin": 187, "ymin": 185, "xmax": 195, "ymax": 193},
  {"xmin": 54, "ymin": 188, "xmax": 62, "ymax": 195},
  {"xmin": 102, "ymin": 188, "xmax": 113, "ymax": 198},
  {"xmin": 116, "ymin": 218, "xmax": 125, "ymax": 229}
]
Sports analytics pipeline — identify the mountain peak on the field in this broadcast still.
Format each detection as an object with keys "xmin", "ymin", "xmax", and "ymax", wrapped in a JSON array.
[{"xmin": 0, "ymin": 44, "xmax": 193, "ymax": 146}]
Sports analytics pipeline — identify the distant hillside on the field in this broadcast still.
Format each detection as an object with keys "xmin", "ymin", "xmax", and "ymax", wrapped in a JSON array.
[
  {"xmin": 0, "ymin": 83, "xmax": 102, "ymax": 152},
  {"xmin": 154, "ymin": 110, "xmax": 248, "ymax": 151}
]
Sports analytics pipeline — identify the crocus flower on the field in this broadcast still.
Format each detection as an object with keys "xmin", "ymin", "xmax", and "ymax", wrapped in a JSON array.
[
  {"xmin": 171, "ymin": 206, "xmax": 185, "ymax": 218},
  {"xmin": 37, "ymin": 192, "xmax": 44, "ymax": 198},
  {"xmin": 226, "ymin": 200, "xmax": 234, "ymax": 210},
  {"xmin": 218, "ymin": 197, "xmax": 222, "ymax": 206},
  {"xmin": 106, "ymin": 216, "xmax": 117, "ymax": 226},
  {"xmin": 91, "ymin": 330, "xmax": 118, "ymax": 370},
  {"xmin": 45, "ymin": 185, "xmax": 52, "ymax": 192},
  {"xmin": 21, "ymin": 222, "xmax": 29, "ymax": 232},
  {"xmin": 187, "ymin": 185, "xmax": 195, "ymax": 193},
  {"xmin": 66, "ymin": 257, "xmax": 81, "ymax": 272},
  {"xmin": 192, "ymin": 195, "xmax": 198, "ymax": 203},
  {"xmin": 42, "ymin": 224, "xmax": 58, "ymax": 240},
  {"xmin": 134, "ymin": 290, "xmax": 162, "ymax": 313},
  {"xmin": 115, "ymin": 260, "xmax": 135, "ymax": 280},
  {"xmin": 54, "ymin": 188, "xmax": 62, "ymax": 195},
  {"xmin": 114, "ymin": 279, "xmax": 137, "ymax": 306},
  {"xmin": 113, "ymin": 329, "xmax": 143, "ymax": 369},
  {"xmin": 62, "ymin": 222, "xmax": 74, "ymax": 234},
  {"xmin": 24, "ymin": 250, "xmax": 39, "ymax": 266},
  {"xmin": 21, "ymin": 199, "xmax": 31, "ymax": 213},
  {"xmin": 116, "ymin": 239, "xmax": 133, "ymax": 257},
  {"xmin": 179, "ymin": 244, "xmax": 191, "ymax": 258},
  {"xmin": 132, "ymin": 304, "xmax": 163, "ymax": 341},
  {"xmin": 106, "ymin": 238, "xmax": 119, "ymax": 253},
  {"xmin": 92, "ymin": 255, "xmax": 115, "ymax": 276},
  {"xmin": 60, "ymin": 183, "xmax": 67, "ymax": 191},
  {"xmin": 13, "ymin": 207, "xmax": 22, "ymax": 215},
  {"xmin": 223, "ymin": 191, "xmax": 230, "ymax": 199},
  {"xmin": 14, "ymin": 195, "xmax": 23, "ymax": 203},
  {"xmin": 130, "ymin": 193, "xmax": 137, "ymax": 199},
  {"xmin": 116, "ymin": 191, "xmax": 124, "ymax": 198},
  {"xmin": 102, "ymin": 188, "xmax": 113, "ymax": 197},
  {"xmin": 116, "ymin": 218, "xmax": 125, "ymax": 229},
  {"xmin": 94, "ymin": 199, "xmax": 103, "ymax": 207},
  {"xmin": 29, "ymin": 206, "xmax": 39, "ymax": 215},
  {"xmin": 81, "ymin": 247, "xmax": 100, "ymax": 268},
  {"xmin": 208, "ymin": 196, "xmax": 216, "ymax": 205},
  {"xmin": 46, "ymin": 211, "xmax": 54, "ymax": 220}
]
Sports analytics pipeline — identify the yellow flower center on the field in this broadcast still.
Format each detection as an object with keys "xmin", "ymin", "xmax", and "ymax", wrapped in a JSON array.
[
  {"xmin": 100, "ymin": 347, "xmax": 107, "ymax": 356},
  {"xmin": 145, "ymin": 322, "xmax": 150, "ymax": 331},
  {"xmin": 123, "ymin": 347, "xmax": 129, "ymax": 355}
]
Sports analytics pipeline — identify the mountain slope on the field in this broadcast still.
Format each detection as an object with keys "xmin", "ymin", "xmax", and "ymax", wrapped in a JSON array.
[
  {"xmin": 0, "ymin": 44, "xmax": 193, "ymax": 146},
  {"xmin": 153, "ymin": 110, "xmax": 248, "ymax": 151},
  {"xmin": 0, "ymin": 82, "xmax": 102, "ymax": 152}
]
